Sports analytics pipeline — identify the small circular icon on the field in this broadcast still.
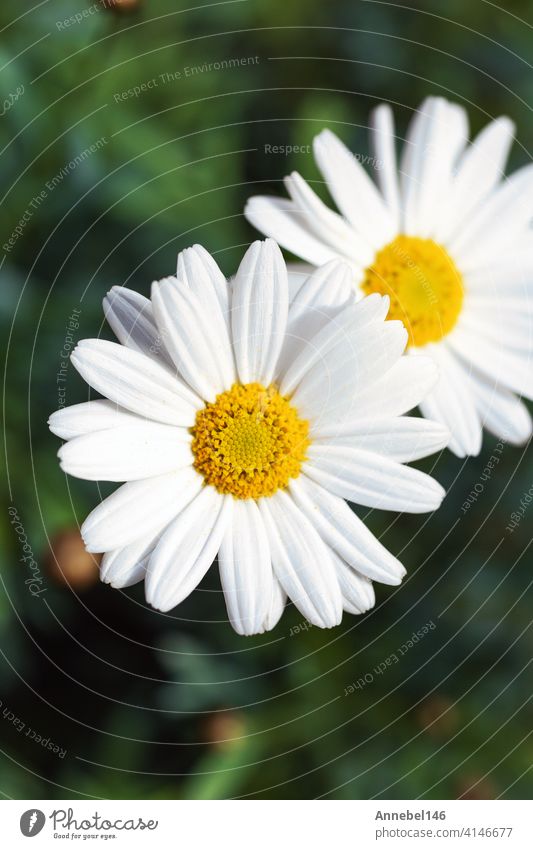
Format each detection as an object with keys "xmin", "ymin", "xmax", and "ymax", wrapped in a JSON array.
[{"xmin": 20, "ymin": 810, "xmax": 46, "ymax": 837}]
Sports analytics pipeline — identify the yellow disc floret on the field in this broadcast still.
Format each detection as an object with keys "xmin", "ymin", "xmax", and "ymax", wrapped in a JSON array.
[
  {"xmin": 361, "ymin": 235, "xmax": 464, "ymax": 347},
  {"xmin": 191, "ymin": 383, "xmax": 309, "ymax": 499}
]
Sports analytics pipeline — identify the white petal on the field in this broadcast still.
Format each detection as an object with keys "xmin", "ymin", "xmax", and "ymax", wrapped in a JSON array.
[
  {"xmin": 447, "ymin": 327, "xmax": 533, "ymax": 400},
  {"xmin": 289, "ymin": 475, "xmax": 406, "ymax": 585},
  {"xmin": 288, "ymin": 259, "xmax": 355, "ymax": 320},
  {"xmin": 276, "ymin": 260, "xmax": 355, "ymax": 378},
  {"xmin": 406, "ymin": 99, "xmax": 468, "ymax": 237},
  {"xmin": 284, "ymin": 171, "xmax": 373, "ymax": 266},
  {"xmin": 58, "ymin": 423, "xmax": 193, "ymax": 482},
  {"xmin": 218, "ymin": 500, "xmax": 273, "ymax": 636},
  {"xmin": 458, "ymin": 298, "xmax": 533, "ymax": 354},
  {"xmin": 418, "ymin": 343, "xmax": 482, "ymax": 457},
  {"xmin": 429, "ymin": 101, "xmax": 470, "ymax": 230},
  {"xmin": 145, "ymin": 487, "xmax": 232, "ymax": 613},
  {"xmin": 231, "ymin": 239, "xmax": 289, "ymax": 385},
  {"xmin": 48, "ymin": 400, "xmax": 142, "ymax": 440},
  {"xmin": 262, "ymin": 577, "xmax": 287, "ymax": 632},
  {"xmin": 103, "ymin": 286, "xmax": 173, "ymax": 367},
  {"xmin": 314, "ymin": 416, "xmax": 449, "ymax": 462},
  {"xmin": 400, "ymin": 97, "xmax": 442, "ymax": 234},
  {"xmin": 337, "ymin": 354, "xmax": 439, "ymax": 421},
  {"xmin": 101, "ymin": 551, "xmax": 146, "ymax": 589},
  {"xmin": 467, "ymin": 367, "xmax": 532, "ymax": 445},
  {"xmin": 463, "ymin": 259, "xmax": 533, "ymax": 301},
  {"xmin": 304, "ymin": 445, "xmax": 445, "ymax": 513},
  {"xmin": 152, "ymin": 276, "xmax": 235, "ymax": 402},
  {"xmin": 71, "ymin": 339, "xmax": 201, "ymax": 427},
  {"xmin": 289, "ymin": 319, "xmax": 407, "ymax": 425},
  {"xmin": 231, "ymin": 263, "xmax": 315, "ymax": 305},
  {"xmin": 280, "ymin": 294, "xmax": 395, "ymax": 398},
  {"xmin": 81, "ymin": 466, "xmax": 203, "ymax": 553},
  {"xmin": 259, "ymin": 491, "xmax": 342, "ymax": 628},
  {"xmin": 287, "ymin": 262, "xmax": 317, "ymax": 303},
  {"xmin": 244, "ymin": 196, "xmax": 338, "ymax": 265},
  {"xmin": 176, "ymin": 244, "xmax": 230, "ymax": 323},
  {"xmin": 332, "ymin": 551, "xmax": 376, "ymax": 614},
  {"xmin": 289, "ymin": 260, "xmax": 354, "ymax": 322},
  {"xmin": 450, "ymin": 163, "xmax": 533, "ymax": 268},
  {"xmin": 100, "ymin": 528, "xmax": 165, "ymax": 589},
  {"xmin": 369, "ymin": 103, "xmax": 401, "ymax": 225},
  {"xmin": 464, "ymin": 244, "xmax": 533, "ymax": 286},
  {"xmin": 463, "ymin": 266, "xmax": 533, "ymax": 300},
  {"xmin": 313, "ymin": 128, "xmax": 395, "ymax": 248},
  {"xmin": 437, "ymin": 116, "xmax": 515, "ymax": 243}
]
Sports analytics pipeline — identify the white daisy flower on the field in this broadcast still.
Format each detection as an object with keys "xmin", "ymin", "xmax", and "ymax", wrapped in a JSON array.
[
  {"xmin": 49, "ymin": 240, "xmax": 448, "ymax": 634},
  {"xmin": 245, "ymin": 97, "xmax": 533, "ymax": 457}
]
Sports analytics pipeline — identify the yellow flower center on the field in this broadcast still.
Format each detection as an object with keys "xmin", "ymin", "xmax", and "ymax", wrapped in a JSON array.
[
  {"xmin": 191, "ymin": 383, "xmax": 309, "ymax": 499},
  {"xmin": 361, "ymin": 235, "xmax": 464, "ymax": 347}
]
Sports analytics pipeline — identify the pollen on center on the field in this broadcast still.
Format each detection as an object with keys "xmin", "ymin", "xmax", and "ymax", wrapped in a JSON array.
[
  {"xmin": 361, "ymin": 235, "xmax": 464, "ymax": 347},
  {"xmin": 191, "ymin": 383, "xmax": 310, "ymax": 499}
]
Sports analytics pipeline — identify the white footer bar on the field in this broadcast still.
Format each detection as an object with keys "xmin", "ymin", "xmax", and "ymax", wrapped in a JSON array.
[{"xmin": 2, "ymin": 799, "xmax": 530, "ymax": 847}]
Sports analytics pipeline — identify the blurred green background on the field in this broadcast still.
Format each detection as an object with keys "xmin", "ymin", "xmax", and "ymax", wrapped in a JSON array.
[{"xmin": 1, "ymin": 0, "xmax": 532, "ymax": 800}]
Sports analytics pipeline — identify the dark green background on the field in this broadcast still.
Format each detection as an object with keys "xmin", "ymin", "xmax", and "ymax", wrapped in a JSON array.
[{"xmin": 0, "ymin": 0, "xmax": 531, "ymax": 799}]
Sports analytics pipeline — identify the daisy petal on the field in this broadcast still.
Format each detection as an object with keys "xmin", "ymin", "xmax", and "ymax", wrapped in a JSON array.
[
  {"xmin": 71, "ymin": 339, "xmax": 201, "ymax": 427},
  {"xmin": 276, "ymin": 260, "xmax": 355, "ymax": 377},
  {"xmin": 448, "ymin": 329, "xmax": 533, "ymax": 401},
  {"xmin": 48, "ymin": 400, "xmax": 142, "ymax": 440},
  {"xmin": 145, "ymin": 488, "xmax": 232, "ymax": 613},
  {"xmin": 152, "ymin": 276, "xmax": 235, "ymax": 402},
  {"xmin": 262, "ymin": 577, "xmax": 287, "ymax": 632},
  {"xmin": 259, "ymin": 491, "xmax": 342, "ymax": 628},
  {"xmin": 103, "ymin": 286, "xmax": 173, "ymax": 367},
  {"xmin": 332, "ymin": 550, "xmax": 376, "ymax": 614},
  {"xmin": 81, "ymin": 467, "xmax": 203, "ymax": 553},
  {"xmin": 400, "ymin": 97, "xmax": 441, "ymax": 234},
  {"xmin": 100, "ymin": 528, "xmax": 166, "ymax": 588},
  {"xmin": 304, "ymin": 445, "xmax": 445, "ymax": 512},
  {"xmin": 231, "ymin": 239, "xmax": 289, "ymax": 385},
  {"xmin": 414, "ymin": 99, "xmax": 469, "ymax": 238},
  {"xmin": 450, "ymin": 163, "xmax": 533, "ymax": 267},
  {"xmin": 280, "ymin": 295, "xmax": 396, "ymax": 398},
  {"xmin": 101, "ymin": 551, "xmax": 147, "ymax": 589},
  {"xmin": 244, "ymin": 196, "xmax": 338, "ymax": 266},
  {"xmin": 289, "ymin": 259, "xmax": 354, "ymax": 316},
  {"xmin": 58, "ymin": 423, "xmax": 193, "ymax": 482},
  {"xmin": 284, "ymin": 171, "xmax": 373, "ymax": 266},
  {"xmin": 313, "ymin": 128, "xmax": 395, "ymax": 247},
  {"xmin": 458, "ymin": 303, "xmax": 533, "ymax": 355},
  {"xmin": 466, "ymin": 367, "xmax": 532, "ymax": 446},
  {"xmin": 176, "ymin": 244, "xmax": 230, "ymax": 328},
  {"xmin": 463, "ymin": 264, "xmax": 533, "ymax": 299},
  {"xmin": 345, "ymin": 355, "xmax": 440, "ymax": 420},
  {"xmin": 218, "ymin": 499, "xmax": 273, "ymax": 636},
  {"xmin": 286, "ymin": 262, "xmax": 316, "ymax": 303},
  {"xmin": 313, "ymin": 415, "xmax": 449, "ymax": 462},
  {"xmin": 289, "ymin": 320, "xmax": 407, "ymax": 424},
  {"xmin": 418, "ymin": 344, "xmax": 482, "ymax": 457},
  {"xmin": 289, "ymin": 259, "xmax": 355, "ymax": 319},
  {"xmin": 289, "ymin": 475, "xmax": 405, "ymax": 585},
  {"xmin": 369, "ymin": 103, "xmax": 401, "ymax": 225},
  {"xmin": 437, "ymin": 116, "xmax": 515, "ymax": 242}
]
